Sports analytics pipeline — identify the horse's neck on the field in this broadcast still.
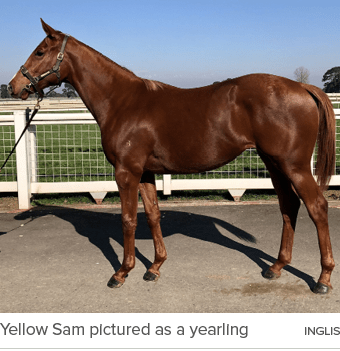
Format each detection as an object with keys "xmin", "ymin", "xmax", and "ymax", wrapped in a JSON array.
[{"xmin": 67, "ymin": 38, "xmax": 142, "ymax": 128}]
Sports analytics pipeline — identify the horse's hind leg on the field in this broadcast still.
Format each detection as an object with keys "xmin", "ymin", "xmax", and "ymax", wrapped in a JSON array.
[
  {"xmin": 287, "ymin": 169, "xmax": 334, "ymax": 293},
  {"xmin": 265, "ymin": 153, "xmax": 335, "ymax": 294},
  {"xmin": 259, "ymin": 153, "xmax": 301, "ymax": 280},
  {"xmin": 139, "ymin": 172, "xmax": 167, "ymax": 282}
]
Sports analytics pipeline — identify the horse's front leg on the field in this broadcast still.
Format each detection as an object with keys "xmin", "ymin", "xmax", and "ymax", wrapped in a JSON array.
[
  {"xmin": 107, "ymin": 167, "xmax": 140, "ymax": 288},
  {"xmin": 139, "ymin": 172, "xmax": 167, "ymax": 282}
]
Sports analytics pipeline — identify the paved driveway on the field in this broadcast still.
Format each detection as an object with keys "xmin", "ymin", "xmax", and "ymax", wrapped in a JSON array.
[{"xmin": 0, "ymin": 202, "xmax": 339, "ymax": 312}]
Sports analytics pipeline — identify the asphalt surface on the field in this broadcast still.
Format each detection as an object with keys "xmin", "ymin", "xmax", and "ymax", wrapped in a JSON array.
[{"xmin": 1, "ymin": 201, "xmax": 340, "ymax": 313}]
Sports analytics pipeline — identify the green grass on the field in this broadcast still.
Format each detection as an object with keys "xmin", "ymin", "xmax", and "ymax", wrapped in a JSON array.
[
  {"xmin": 0, "ymin": 125, "xmax": 17, "ymax": 181},
  {"xmin": 1, "ymin": 112, "xmax": 340, "ymax": 185},
  {"xmin": 44, "ymin": 110, "xmax": 88, "ymax": 114},
  {"xmin": 31, "ymin": 192, "xmax": 95, "ymax": 206},
  {"xmin": 28, "ymin": 189, "xmax": 277, "ymax": 207},
  {"xmin": 32, "ymin": 124, "xmax": 115, "ymax": 182},
  {"xmin": 0, "ymin": 124, "xmax": 270, "ymax": 183},
  {"xmin": 0, "ymin": 105, "xmax": 338, "ymax": 205}
]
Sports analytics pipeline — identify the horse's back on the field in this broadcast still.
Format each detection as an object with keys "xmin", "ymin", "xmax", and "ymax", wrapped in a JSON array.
[{"xmin": 144, "ymin": 74, "xmax": 318, "ymax": 171}]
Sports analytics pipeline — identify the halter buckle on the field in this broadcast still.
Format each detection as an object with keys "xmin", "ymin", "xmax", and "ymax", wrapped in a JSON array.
[
  {"xmin": 21, "ymin": 66, "xmax": 28, "ymax": 75},
  {"xmin": 57, "ymin": 52, "xmax": 64, "ymax": 61}
]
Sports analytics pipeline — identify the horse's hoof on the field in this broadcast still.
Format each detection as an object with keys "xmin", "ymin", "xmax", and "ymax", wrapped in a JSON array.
[
  {"xmin": 107, "ymin": 276, "xmax": 124, "ymax": 288},
  {"xmin": 263, "ymin": 268, "xmax": 280, "ymax": 280},
  {"xmin": 313, "ymin": 282, "xmax": 331, "ymax": 295},
  {"xmin": 143, "ymin": 271, "xmax": 159, "ymax": 282}
]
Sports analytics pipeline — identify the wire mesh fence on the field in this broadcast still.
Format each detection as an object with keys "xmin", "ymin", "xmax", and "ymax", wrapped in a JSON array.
[
  {"xmin": 172, "ymin": 149, "xmax": 270, "ymax": 181},
  {"xmin": 32, "ymin": 124, "xmax": 115, "ymax": 182},
  {"xmin": 31, "ymin": 123, "xmax": 272, "ymax": 183},
  {"xmin": 1, "ymin": 107, "xmax": 340, "ymax": 186},
  {"xmin": 0, "ymin": 125, "xmax": 17, "ymax": 182}
]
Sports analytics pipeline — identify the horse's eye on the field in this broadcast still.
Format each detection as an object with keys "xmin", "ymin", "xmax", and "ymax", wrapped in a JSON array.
[{"xmin": 35, "ymin": 51, "xmax": 44, "ymax": 57}]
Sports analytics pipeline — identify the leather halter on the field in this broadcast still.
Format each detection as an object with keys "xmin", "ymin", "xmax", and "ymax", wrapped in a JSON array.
[
  {"xmin": 1, "ymin": 35, "xmax": 69, "ymax": 173},
  {"xmin": 20, "ymin": 34, "xmax": 69, "ymax": 99}
]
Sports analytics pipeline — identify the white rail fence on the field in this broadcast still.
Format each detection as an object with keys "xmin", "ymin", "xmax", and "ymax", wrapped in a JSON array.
[{"xmin": 1, "ymin": 96, "xmax": 340, "ymax": 209}]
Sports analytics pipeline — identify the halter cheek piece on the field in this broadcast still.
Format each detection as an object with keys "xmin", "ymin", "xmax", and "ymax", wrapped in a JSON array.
[{"xmin": 20, "ymin": 34, "xmax": 69, "ymax": 100}]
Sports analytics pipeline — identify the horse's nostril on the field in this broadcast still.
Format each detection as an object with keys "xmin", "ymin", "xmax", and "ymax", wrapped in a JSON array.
[{"xmin": 7, "ymin": 84, "xmax": 13, "ymax": 95}]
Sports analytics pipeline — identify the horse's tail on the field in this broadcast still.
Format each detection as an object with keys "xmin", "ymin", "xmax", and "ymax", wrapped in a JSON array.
[{"xmin": 302, "ymin": 83, "xmax": 335, "ymax": 191}]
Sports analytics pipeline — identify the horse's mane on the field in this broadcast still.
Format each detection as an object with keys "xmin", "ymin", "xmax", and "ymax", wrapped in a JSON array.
[
  {"xmin": 142, "ymin": 78, "xmax": 165, "ymax": 91},
  {"xmin": 78, "ymin": 38, "xmax": 165, "ymax": 92}
]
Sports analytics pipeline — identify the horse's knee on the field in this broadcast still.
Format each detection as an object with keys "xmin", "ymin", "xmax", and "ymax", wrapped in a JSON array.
[{"xmin": 121, "ymin": 214, "xmax": 137, "ymax": 232}]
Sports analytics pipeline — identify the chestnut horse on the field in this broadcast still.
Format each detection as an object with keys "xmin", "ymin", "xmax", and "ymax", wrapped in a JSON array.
[{"xmin": 8, "ymin": 20, "xmax": 336, "ymax": 294}]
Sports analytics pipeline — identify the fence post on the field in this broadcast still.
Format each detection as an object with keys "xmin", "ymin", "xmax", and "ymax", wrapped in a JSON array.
[
  {"xmin": 14, "ymin": 110, "xmax": 31, "ymax": 209},
  {"xmin": 311, "ymin": 150, "xmax": 315, "ymax": 176},
  {"xmin": 163, "ymin": 174, "xmax": 171, "ymax": 195},
  {"xmin": 29, "ymin": 124, "xmax": 37, "ymax": 183}
]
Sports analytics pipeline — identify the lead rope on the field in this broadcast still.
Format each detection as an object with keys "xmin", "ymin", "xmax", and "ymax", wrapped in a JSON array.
[{"xmin": 0, "ymin": 97, "xmax": 42, "ymax": 172}]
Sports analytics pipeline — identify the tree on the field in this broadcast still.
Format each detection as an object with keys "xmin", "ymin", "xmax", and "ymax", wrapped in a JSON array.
[
  {"xmin": 62, "ymin": 83, "xmax": 78, "ymax": 97},
  {"xmin": 47, "ymin": 88, "xmax": 58, "ymax": 97},
  {"xmin": 294, "ymin": 67, "xmax": 310, "ymax": 84},
  {"xmin": 1, "ymin": 84, "xmax": 10, "ymax": 98},
  {"xmin": 322, "ymin": 67, "xmax": 340, "ymax": 93}
]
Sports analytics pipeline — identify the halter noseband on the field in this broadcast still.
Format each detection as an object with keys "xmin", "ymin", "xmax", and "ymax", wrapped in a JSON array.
[{"xmin": 20, "ymin": 34, "xmax": 69, "ymax": 100}]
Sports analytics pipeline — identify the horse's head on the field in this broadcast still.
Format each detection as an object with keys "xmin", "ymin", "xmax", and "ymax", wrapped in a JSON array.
[{"xmin": 8, "ymin": 19, "xmax": 70, "ymax": 100}]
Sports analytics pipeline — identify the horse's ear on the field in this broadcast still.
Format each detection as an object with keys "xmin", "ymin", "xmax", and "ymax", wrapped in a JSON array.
[{"xmin": 41, "ymin": 19, "xmax": 58, "ymax": 38}]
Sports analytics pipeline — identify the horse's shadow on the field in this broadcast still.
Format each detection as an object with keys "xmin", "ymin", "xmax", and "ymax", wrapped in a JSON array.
[{"xmin": 13, "ymin": 205, "xmax": 316, "ymax": 290}]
